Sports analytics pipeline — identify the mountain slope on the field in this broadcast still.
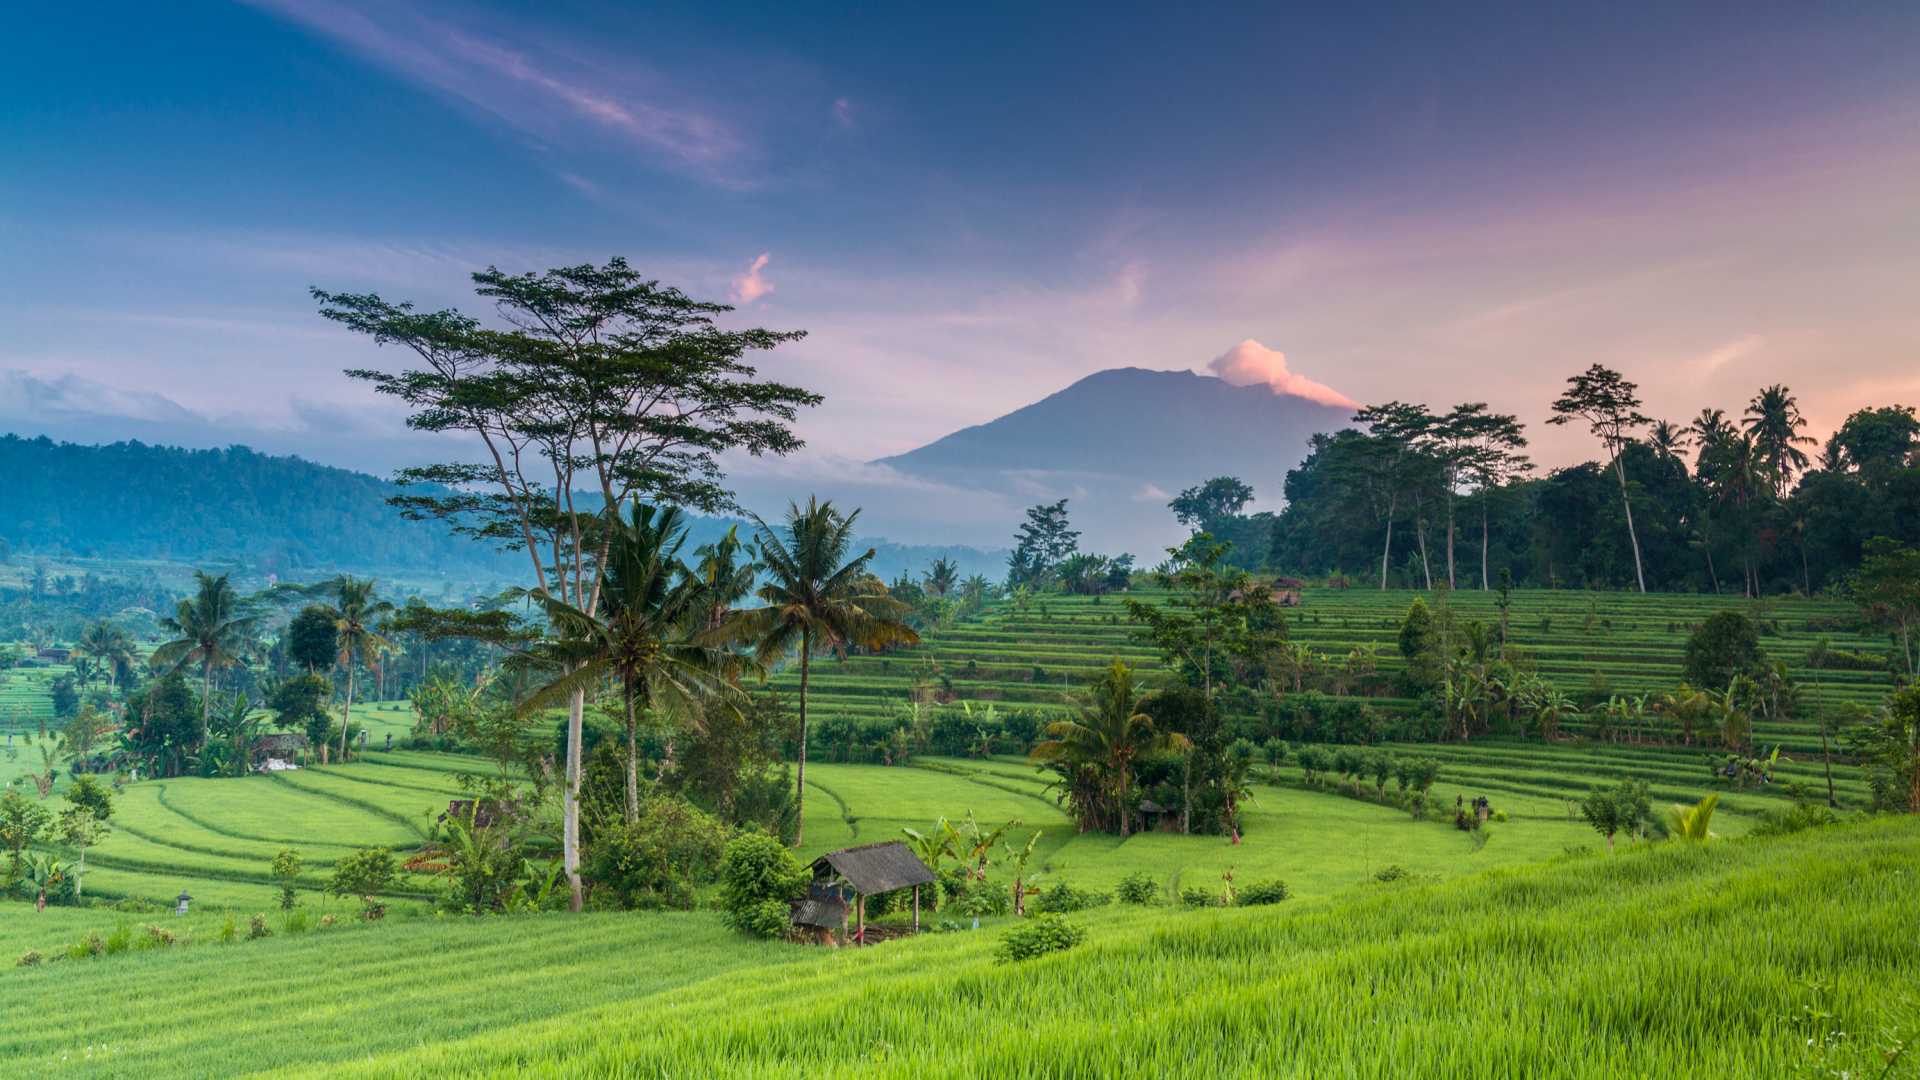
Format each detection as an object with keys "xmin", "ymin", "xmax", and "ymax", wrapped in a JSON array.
[
  {"xmin": 875, "ymin": 368, "xmax": 1353, "ymax": 552},
  {"xmin": 879, "ymin": 367, "xmax": 1351, "ymax": 484}
]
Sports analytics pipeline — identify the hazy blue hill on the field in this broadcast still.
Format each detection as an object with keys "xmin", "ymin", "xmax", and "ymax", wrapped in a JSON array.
[{"xmin": 0, "ymin": 435, "xmax": 1003, "ymax": 584}]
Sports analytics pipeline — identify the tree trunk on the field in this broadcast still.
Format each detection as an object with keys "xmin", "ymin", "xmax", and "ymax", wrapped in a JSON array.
[
  {"xmin": 1416, "ymin": 516, "xmax": 1433, "ymax": 590},
  {"xmin": 1445, "ymin": 488, "xmax": 1457, "ymax": 589},
  {"xmin": 1612, "ymin": 454, "xmax": 1647, "ymax": 593},
  {"xmin": 201, "ymin": 659, "xmax": 213, "ymax": 755},
  {"xmin": 339, "ymin": 660, "xmax": 355, "ymax": 763},
  {"xmin": 1480, "ymin": 499, "xmax": 1491, "ymax": 591},
  {"xmin": 624, "ymin": 685, "xmax": 640, "ymax": 826},
  {"xmin": 1379, "ymin": 494, "xmax": 1396, "ymax": 590},
  {"xmin": 564, "ymin": 686, "xmax": 584, "ymax": 912},
  {"xmin": 794, "ymin": 629, "xmax": 811, "ymax": 848},
  {"xmin": 1705, "ymin": 541, "xmax": 1720, "ymax": 594},
  {"xmin": 1117, "ymin": 764, "xmax": 1131, "ymax": 838}
]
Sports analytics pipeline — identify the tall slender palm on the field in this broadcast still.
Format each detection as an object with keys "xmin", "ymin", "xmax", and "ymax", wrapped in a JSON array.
[
  {"xmin": 325, "ymin": 577, "xmax": 393, "ymax": 762},
  {"xmin": 1688, "ymin": 408, "xmax": 1735, "ymax": 469},
  {"xmin": 150, "ymin": 572, "xmax": 260, "ymax": 749},
  {"xmin": 1648, "ymin": 420, "xmax": 1691, "ymax": 464},
  {"xmin": 691, "ymin": 525, "xmax": 760, "ymax": 632},
  {"xmin": 924, "ymin": 557, "xmax": 960, "ymax": 598},
  {"xmin": 76, "ymin": 621, "xmax": 136, "ymax": 692},
  {"xmin": 731, "ymin": 497, "xmax": 919, "ymax": 847},
  {"xmin": 1030, "ymin": 661, "xmax": 1189, "ymax": 837},
  {"xmin": 1743, "ymin": 384, "xmax": 1815, "ymax": 496},
  {"xmin": 519, "ymin": 505, "xmax": 738, "ymax": 824}
]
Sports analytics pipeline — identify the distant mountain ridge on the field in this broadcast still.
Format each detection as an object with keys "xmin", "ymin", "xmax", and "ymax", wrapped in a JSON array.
[
  {"xmin": 0, "ymin": 434, "xmax": 1004, "ymax": 585},
  {"xmin": 874, "ymin": 368, "xmax": 1353, "ymax": 552}
]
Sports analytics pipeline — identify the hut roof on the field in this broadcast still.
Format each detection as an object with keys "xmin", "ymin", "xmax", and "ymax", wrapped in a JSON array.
[
  {"xmin": 256, "ymin": 733, "xmax": 309, "ymax": 753},
  {"xmin": 811, "ymin": 841, "xmax": 934, "ymax": 895}
]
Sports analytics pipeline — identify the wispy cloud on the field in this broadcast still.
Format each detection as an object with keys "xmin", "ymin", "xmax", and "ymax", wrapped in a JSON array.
[
  {"xmin": 1695, "ymin": 334, "xmax": 1767, "ymax": 375},
  {"xmin": 245, "ymin": 0, "xmax": 749, "ymax": 183},
  {"xmin": 731, "ymin": 252, "xmax": 774, "ymax": 304}
]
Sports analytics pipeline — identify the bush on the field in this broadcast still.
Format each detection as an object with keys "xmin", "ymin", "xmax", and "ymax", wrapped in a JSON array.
[
  {"xmin": 718, "ymin": 832, "xmax": 809, "ymax": 939},
  {"xmin": 217, "ymin": 914, "xmax": 237, "ymax": 944},
  {"xmin": 271, "ymin": 849, "xmax": 303, "ymax": 911},
  {"xmin": 329, "ymin": 847, "xmax": 396, "ymax": 919},
  {"xmin": 1029, "ymin": 881, "xmax": 1108, "ymax": 914},
  {"xmin": 586, "ymin": 796, "xmax": 728, "ymax": 911},
  {"xmin": 104, "ymin": 923, "xmax": 132, "ymax": 955},
  {"xmin": 1753, "ymin": 802, "xmax": 1845, "ymax": 837},
  {"xmin": 1236, "ymin": 879, "xmax": 1290, "ymax": 906},
  {"xmin": 1373, "ymin": 865, "xmax": 1409, "ymax": 883},
  {"xmin": 1179, "ymin": 886, "xmax": 1219, "ymax": 909},
  {"xmin": 247, "ymin": 914, "xmax": 272, "ymax": 940},
  {"xmin": 67, "ymin": 932, "xmax": 105, "ymax": 960},
  {"xmin": 1114, "ymin": 870, "xmax": 1160, "ymax": 905},
  {"xmin": 141, "ymin": 924, "xmax": 176, "ymax": 948},
  {"xmin": 995, "ymin": 914, "xmax": 1085, "ymax": 963},
  {"xmin": 15, "ymin": 949, "xmax": 42, "ymax": 967}
]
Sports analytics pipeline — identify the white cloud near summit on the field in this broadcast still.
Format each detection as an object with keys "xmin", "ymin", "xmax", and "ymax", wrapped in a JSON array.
[{"xmin": 1206, "ymin": 339, "xmax": 1357, "ymax": 408}]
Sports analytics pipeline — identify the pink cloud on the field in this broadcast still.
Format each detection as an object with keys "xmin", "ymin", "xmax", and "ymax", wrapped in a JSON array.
[
  {"xmin": 1206, "ymin": 339, "xmax": 1356, "ymax": 408},
  {"xmin": 731, "ymin": 252, "xmax": 773, "ymax": 304}
]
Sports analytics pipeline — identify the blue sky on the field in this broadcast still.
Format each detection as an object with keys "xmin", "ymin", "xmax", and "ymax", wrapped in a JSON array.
[{"xmin": 4, "ymin": 2, "xmax": 1919, "ymax": 545}]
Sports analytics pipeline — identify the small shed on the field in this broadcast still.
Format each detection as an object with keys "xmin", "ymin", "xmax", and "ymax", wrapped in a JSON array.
[
  {"xmin": 253, "ymin": 733, "xmax": 309, "ymax": 769},
  {"xmin": 808, "ymin": 841, "xmax": 935, "ymax": 943}
]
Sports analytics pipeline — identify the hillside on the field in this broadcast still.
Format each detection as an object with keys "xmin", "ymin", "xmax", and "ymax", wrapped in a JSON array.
[
  {"xmin": 0, "ymin": 435, "xmax": 1004, "ymax": 586},
  {"xmin": 4, "ymin": 818, "xmax": 1914, "ymax": 1077}
]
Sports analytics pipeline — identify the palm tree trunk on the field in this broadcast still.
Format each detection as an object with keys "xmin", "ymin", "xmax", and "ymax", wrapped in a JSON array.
[
  {"xmin": 795, "ymin": 629, "xmax": 811, "ymax": 848},
  {"xmin": 564, "ymin": 686, "xmax": 585, "ymax": 912},
  {"xmin": 1612, "ymin": 453, "xmax": 1647, "ymax": 593},
  {"xmin": 339, "ymin": 661, "xmax": 355, "ymax": 762},
  {"xmin": 1416, "ymin": 517, "xmax": 1433, "ymax": 590},
  {"xmin": 624, "ymin": 684, "xmax": 640, "ymax": 826},
  {"xmin": 1117, "ymin": 763, "xmax": 1130, "ymax": 838},
  {"xmin": 200, "ymin": 659, "xmax": 213, "ymax": 753}
]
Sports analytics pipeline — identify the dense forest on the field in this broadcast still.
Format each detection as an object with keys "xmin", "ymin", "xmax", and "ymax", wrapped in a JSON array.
[{"xmin": 1257, "ymin": 380, "xmax": 1920, "ymax": 595}]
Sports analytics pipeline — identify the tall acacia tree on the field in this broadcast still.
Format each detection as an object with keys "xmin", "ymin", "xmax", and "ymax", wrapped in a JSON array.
[
  {"xmin": 1549, "ymin": 365, "xmax": 1652, "ymax": 593},
  {"xmin": 1350, "ymin": 402, "xmax": 1438, "ymax": 590},
  {"xmin": 732, "ymin": 498, "xmax": 918, "ymax": 847},
  {"xmin": 325, "ymin": 577, "xmax": 393, "ymax": 763},
  {"xmin": 150, "ymin": 572, "xmax": 260, "ymax": 750},
  {"xmin": 1460, "ymin": 408, "xmax": 1530, "ymax": 590},
  {"xmin": 518, "ymin": 504, "xmax": 738, "ymax": 824},
  {"xmin": 315, "ymin": 258, "xmax": 819, "ymax": 910}
]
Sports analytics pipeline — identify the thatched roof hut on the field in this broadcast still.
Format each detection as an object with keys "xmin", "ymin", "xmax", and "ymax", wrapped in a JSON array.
[{"xmin": 804, "ymin": 841, "xmax": 934, "ymax": 943}]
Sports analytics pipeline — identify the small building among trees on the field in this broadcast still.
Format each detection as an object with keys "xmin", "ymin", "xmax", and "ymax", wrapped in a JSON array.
[
  {"xmin": 252, "ymin": 733, "xmax": 308, "ymax": 770},
  {"xmin": 797, "ymin": 841, "xmax": 935, "ymax": 945}
]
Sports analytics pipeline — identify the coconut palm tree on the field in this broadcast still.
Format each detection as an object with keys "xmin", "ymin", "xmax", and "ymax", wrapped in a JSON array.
[
  {"xmin": 517, "ymin": 505, "xmax": 739, "ymax": 824},
  {"xmin": 1030, "ymin": 661, "xmax": 1189, "ymax": 837},
  {"xmin": 924, "ymin": 557, "xmax": 960, "ymax": 598},
  {"xmin": 150, "ymin": 572, "xmax": 260, "ymax": 750},
  {"xmin": 1648, "ymin": 420, "xmax": 1691, "ymax": 463},
  {"xmin": 1743, "ymin": 384, "xmax": 1815, "ymax": 496},
  {"xmin": 691, "ymin": 525, "xmax": 760, "ymax": 632},
  {"xmin": 76, "ymin": 621, "xmax": 136, "ymax": 692},
  {"xmin": 730, "ymin": 497, "xmax": 919, "ymax": 847},
  {"xmin": 324, "ymin": 577, "xmax": 394, "ymax": 763}
]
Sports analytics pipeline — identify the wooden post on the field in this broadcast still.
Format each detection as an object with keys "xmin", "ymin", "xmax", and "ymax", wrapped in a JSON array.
[
  {"xmin": 856, "ymin": 893, "xmax": 865, "ymax": 946},
  {"xmin": 912, "ymin": 884, "xmax": 920, "ymax": 933}
]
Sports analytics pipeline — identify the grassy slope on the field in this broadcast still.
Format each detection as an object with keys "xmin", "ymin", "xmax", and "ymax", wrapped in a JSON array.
[
  {"xmin": 5, "ymin": 818, "xmax": 1905, "ymax": 1078},
  {"xmin": 307, "ymin": 818, "xmax": 1920, "ymax": 1079}
]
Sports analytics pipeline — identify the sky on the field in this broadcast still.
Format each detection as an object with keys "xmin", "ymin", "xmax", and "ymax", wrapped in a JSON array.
[{"xmin": 4, "ymin": 2, "xmax": 1919, "ymax": 547}]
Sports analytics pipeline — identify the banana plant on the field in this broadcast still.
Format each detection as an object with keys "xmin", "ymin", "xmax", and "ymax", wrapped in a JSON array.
[{"xmin": 1002, "ymin": 831, "xmax": 1041, "ymax": 917}]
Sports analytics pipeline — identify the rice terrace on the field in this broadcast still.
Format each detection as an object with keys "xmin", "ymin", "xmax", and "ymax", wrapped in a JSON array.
[{"xmin": 7, "ymin": 5, "xmax": 1920, "ymax": 1079}]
